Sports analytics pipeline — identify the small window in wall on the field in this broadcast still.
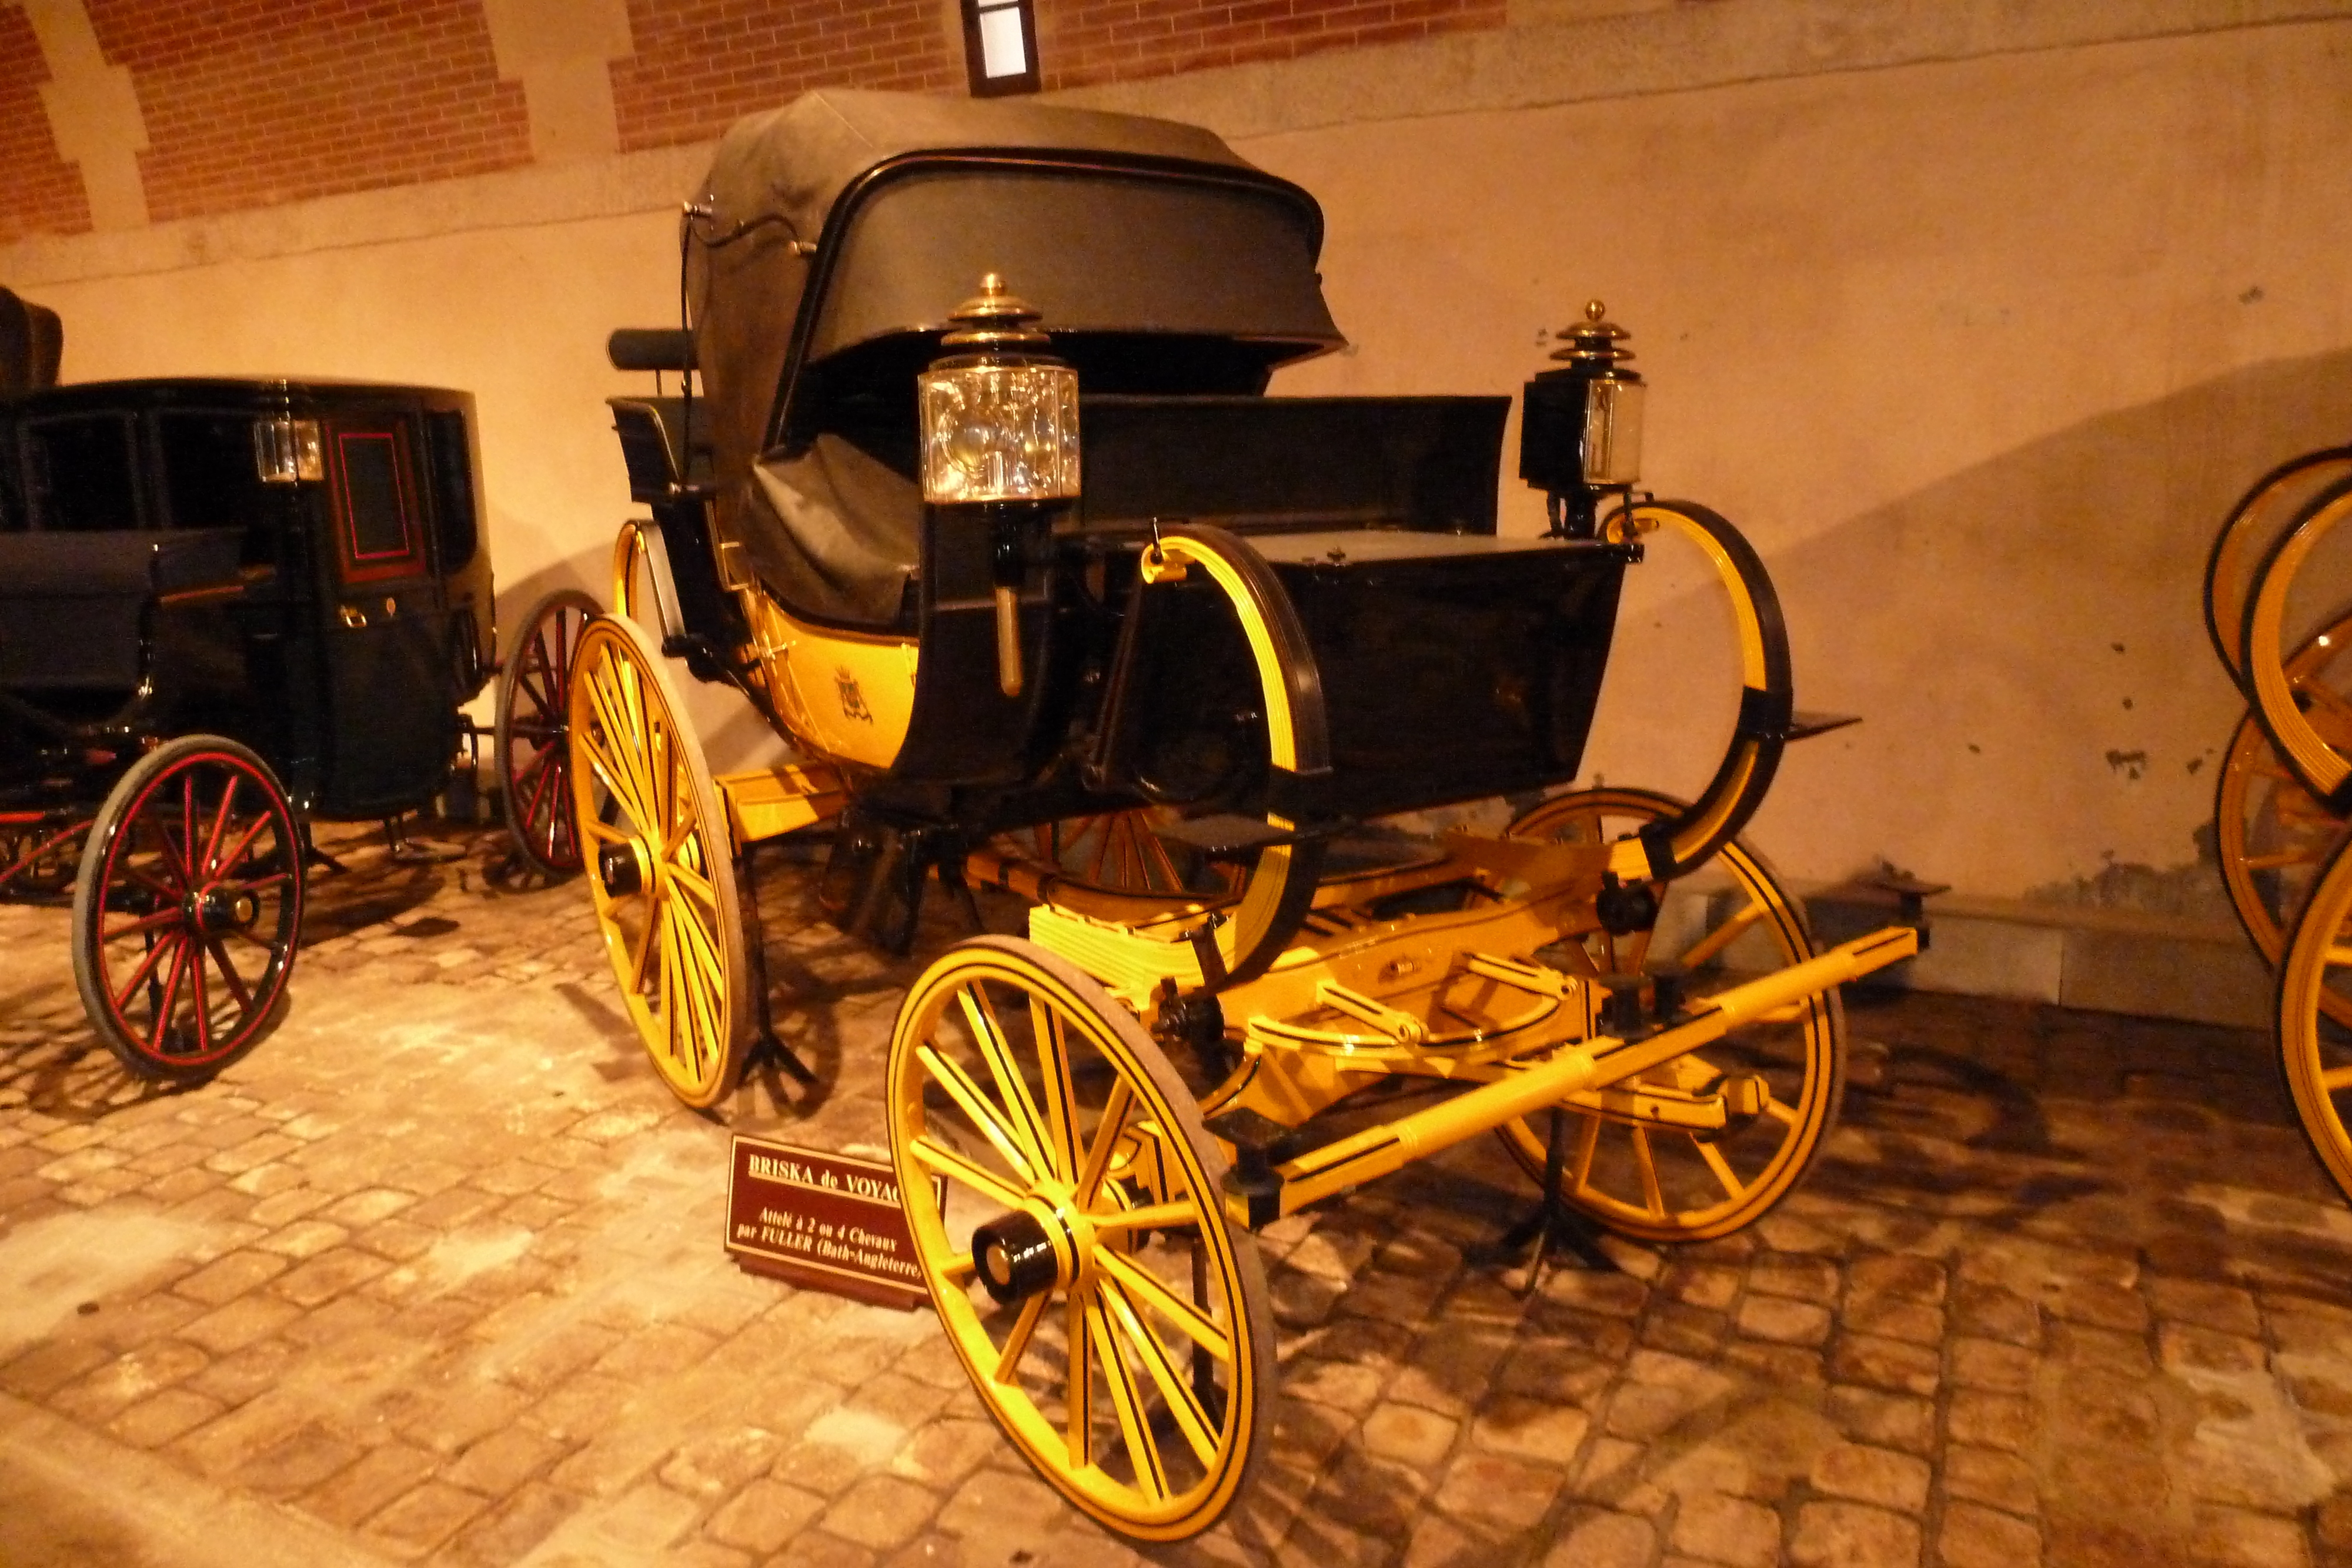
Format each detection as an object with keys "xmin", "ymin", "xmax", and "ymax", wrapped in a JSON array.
[
  {"xmin": 330, "ymin": 423, "xmax": 424, "ymax": 583},
  {"xmin": 25, "ymin": 414, "xmax": 141, "ymax": 532},
  {"xmin": 961, "ymin": 0, "xmax": 1040, "ymax": 97}
]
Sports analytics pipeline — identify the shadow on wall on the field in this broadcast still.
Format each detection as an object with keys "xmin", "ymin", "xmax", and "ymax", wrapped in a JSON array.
[
  {"xmin": 1589, "ymin": 345, "xmax": 2352, "ymax": 912},
  {"xmin": 486, "ymin": 546, "xmax": 783, "ymax": 777}
]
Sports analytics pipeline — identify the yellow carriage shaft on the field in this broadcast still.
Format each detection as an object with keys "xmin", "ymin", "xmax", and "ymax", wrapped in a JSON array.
[{"xmin": 1248, "ymin": 924, "xmax": 1917, "ymax": 1223}]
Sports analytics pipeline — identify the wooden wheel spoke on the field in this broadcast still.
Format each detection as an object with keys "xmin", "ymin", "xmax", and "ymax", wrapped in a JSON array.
[
  {"xmin": 961, "ymin": 987, "xmax": 1053, "ymax": 1178},
  {"xmin": 626, "ymin": 899, "xmax": 661, "ymax": 994},
  {"xmin": 178, "ymin": 773, "xmax": 199, "ymax": 883},
  {"xmin": 1031, "ymin": 998, "xmax": 1082, "ymax": 1182},
  {"xmin": 2243, "ymin": 848, "xmax": 2323, "ymax": 871},
  {"xmin": 911, "ymin": 1135, "xmax": 1028, "ymax": 1212},
  {"xmin": 918, "ymin": 1042, "xmax": 1040, "ymax": 1184},
  {"xmin": 583, "ymin": 664, "xmax": 656, "ymax": 827},
  {"xmin": 993, "ymin": 1290, "xmax": 1048, "ymax": 1386},
  {"xmin": 1094, "ymin": 1246, "xmax": 1231, "ymax": 1363},
  {"xmin": 199, "ymin": 774, "xmax": 241, "ymax": 875},
  {"xmin": 579, "ymin": 723, "xmax": 652, "ymax": 840},
  {"xmin": 104, "ymin": 908, "xmax": 182, "ymax": 942},
  {"xmin": 183, "ymin": 946, "xmax": 213, "ymax": 1056},
  {"xmin": 1087, "ymin": 1293, "xmax": 1170, "ymax": 1502},
  {"xmin": 112, "ymin": 930, "xmax": 182, "ymax": 1009},
  {"xmin": 1101, "ymin": 1275, "xmax": 1220, "ymax": 1467},
  {"xmin": 1571, "ymin": 1112, "xmax": 1601, "ymax": 1194},
  {"xmin": 579, "ymin": 810, "xmax": 636, "ymax": 847},
  {"xmin": 126, "ymin": 862, "xmax": 181, "ymax": 903},
  {"xmin": 210, "ymin": 809, "xmax": 273, "ymax": 883},
  {"xmin": 1632, "ymin": 1126, "xmax": 1666, "ymax": 1218},
  {"xmin": 667, "ymin": 859, "xmax": 720, "ymax": 911},
  {"xmin": 204, "ymin": 937, "xmax": 253, "ymax": 1010},
  {"xmin": 668, "ymin": 901, "xmax": 728, "ymax": 1073},
  {"xmin": 1066, "ymin": 1294, "xmax": 1094, "ymax": 1468},
  {"xmin": 2321, "ymin": 1064, "xmax": 2352, "ymax": 1092},
  {"xmin": 1695, "ymin": 1135, "xmax": 1748, "ymax": 1200},
  {"xmin": 146, "ymin": 938, "xmax": 193, "ymax": 1055},
  {"xmin": 1679, "ymin": 899, "xmax": 1766, "ymax": 971},
  {"xmin": 1074, "ymin": 1079, "xmax": 1137, "ymax": 1207},
  {"xmin": 1089, "ymin": 1201, "xmax": 1199, "ymax": 1235}
]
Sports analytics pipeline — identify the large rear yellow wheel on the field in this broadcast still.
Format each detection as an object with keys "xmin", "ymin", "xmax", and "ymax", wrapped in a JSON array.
[
  {"xmin": 1496, "ymin": 787, "xmax": 1844, "ymax": 1242},
  {"xmin": 568, "ymin": 615, "xmax": 750, "ymax": 1108},
  {"xmin": 887, "ymin": 936, "xmax": 1272, "ymax": 1542},
  {"xmin": 2276, "ymin": 832, "xmax": 2352, "ymax": 1205}
]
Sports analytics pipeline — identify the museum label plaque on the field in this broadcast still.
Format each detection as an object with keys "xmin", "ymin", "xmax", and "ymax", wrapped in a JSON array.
[{"xmin": 725, "ymin": 1136, "xmax": 940, "ymax": 1310}]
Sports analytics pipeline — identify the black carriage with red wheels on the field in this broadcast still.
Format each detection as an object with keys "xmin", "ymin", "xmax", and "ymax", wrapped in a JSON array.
[{"xmin": 0, "ymin": 286, "xmax": 499, "ymax": 1079}]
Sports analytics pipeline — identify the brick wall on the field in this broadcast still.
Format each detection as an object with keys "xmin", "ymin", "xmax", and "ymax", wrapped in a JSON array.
[
  {"xmin": 0, "ymin": 8, "xmax": 93, "ymax": 245},
  {"xmin": 86, "ymin": 0, "xmax": 530, "ymax": 224},
  {"xmin": 612, "ymin": 0, "xmax": 957, "ymax": 153},
  {"xmin": 9, "ymin": 0, "xmax": 1504, "ymax": 240},
  {"xmin": 1037, "ymin": 0, "xmax": 1505, "ymax": 91}
]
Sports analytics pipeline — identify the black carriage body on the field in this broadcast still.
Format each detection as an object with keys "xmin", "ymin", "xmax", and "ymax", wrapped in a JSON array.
[
  {"xmin": 660, "ymin": 91, "xmax": 1629, "ymax": 829},
  {"xmin": 0, "ymin": 377, "xmax": 493, "ymax": 820}
]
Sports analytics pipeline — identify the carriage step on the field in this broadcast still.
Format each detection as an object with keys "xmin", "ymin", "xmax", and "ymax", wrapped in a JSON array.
[
  {"xmin": 1204, "ymin": 1106, "xmax": 1311, "ymax": 1229},
  {"xmin": 1150, "ymin": 814, "xmax": 1303, "ymax": 857},
  {"xmin": 1782, "ymin": 710, "xmax": 1862, "ymax": 741}
]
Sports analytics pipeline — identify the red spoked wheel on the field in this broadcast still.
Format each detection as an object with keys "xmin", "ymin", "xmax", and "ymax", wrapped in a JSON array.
[
  {"xmin": 496, "ymin": 587, "xmax": 600, "ymax": 877},
  {"xmin": 70, "ymin": 735, "xmax": 305, "ymax": 1080}
]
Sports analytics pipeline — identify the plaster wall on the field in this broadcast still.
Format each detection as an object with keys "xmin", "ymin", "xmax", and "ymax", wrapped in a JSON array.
[
  {"xmin": 8, "ymin": 14, "xmax": 2350, "ymax": 907},
  {"xmin": 1252, "ymin": 19, "xmax": 2352, "ymax": 908}
]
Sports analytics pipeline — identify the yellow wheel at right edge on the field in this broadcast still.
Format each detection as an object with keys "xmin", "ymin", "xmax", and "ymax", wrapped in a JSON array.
[
  {"xmin": 2214, "ymin": 609, "xmax": 2352, "ymax": 1031},
  {"xmin": 887, "ymin": 935, "xmax": 1273, "ymax": 1543},
  {"xmin": 567, "ymin": 614, "xmax": 750, "ymax": 1108},
  {"xmin": 1498, "ymin": 787, "xmax": 1846, "ymax": 1243},
  {"xmin": 2276, "ymin": 830, "xmax": 2352, "ymax": 1206}
]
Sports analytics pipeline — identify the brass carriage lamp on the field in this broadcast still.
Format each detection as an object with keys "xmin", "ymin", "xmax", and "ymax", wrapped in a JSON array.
[
  {"xmin": 1519, "ymin": 299, "xmax": 1645, "ymax": 537},
  {"xmin": 918, "ymin": 273, "xmax": 1080, "ymax": 697},
  {"xmin": 253, "ymin": 417, "xmax": 323, "ymax": 484}
]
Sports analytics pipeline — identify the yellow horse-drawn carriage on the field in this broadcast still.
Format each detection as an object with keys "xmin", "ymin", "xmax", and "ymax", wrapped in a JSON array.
[{"xmin": 562, "ymin": 90, "xmax": 1921, "ymax": 1541}]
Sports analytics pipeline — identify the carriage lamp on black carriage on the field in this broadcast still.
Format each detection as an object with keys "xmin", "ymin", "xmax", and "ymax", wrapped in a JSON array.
[
  {"xmin": 918, "ymin": 273, "xmax": 1081, "ymax": 698},
  {"xmin": 1519, "ymin": 299, "xmax": 1645, "ymax": 538},
  {"xmin": 253, "ymin": 417, "xmax": 323, "ymax": 484}
]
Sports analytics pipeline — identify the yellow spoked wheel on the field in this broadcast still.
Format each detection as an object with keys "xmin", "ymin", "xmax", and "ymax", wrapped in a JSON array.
[
  {"xmin": 2216, "ymin": 611, "xmax": 2352, "ymax": 1017},
  {"xmin": 2274, "ymin": 832, "xmax": 2352, "ymax": 1205},
  {"xmin": 568, "ymin": 614, "xmax": 750, "ymax": 1108},
  {"xmin": 1496, "ymin": 787, "xmax": 1844, "ymax": 1242},
  {"xmin": 887, "ymin": 936, "xmax": 1273, "ymax": 1542}
]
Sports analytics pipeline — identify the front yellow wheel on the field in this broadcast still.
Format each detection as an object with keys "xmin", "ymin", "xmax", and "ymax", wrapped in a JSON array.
[
  {"xmin": 2276, "ymin": 833, "xmax": 2352, "ymax": 1205},
  {"xmin": 568, "ymin": 615, "xmax": 750, "ymax": 1108},
  {"xmin": 887, "ymin": 937, "xmax": 1272, "ymax": 1542},
  {"xmin": 1497, "ymin": 787, "xmax": 1845, "ymax": 1242}
]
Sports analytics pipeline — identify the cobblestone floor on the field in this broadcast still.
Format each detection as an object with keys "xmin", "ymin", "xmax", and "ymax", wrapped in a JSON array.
[{"xmin": 4, "ymin": 821, "xmax": 2352, "ymax": 1567}]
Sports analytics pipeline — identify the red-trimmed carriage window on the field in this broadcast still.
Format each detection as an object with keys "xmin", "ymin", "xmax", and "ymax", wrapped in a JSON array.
[{"xmin": 329, "ymin": 422, "xmax": 423, "ymax": 584}]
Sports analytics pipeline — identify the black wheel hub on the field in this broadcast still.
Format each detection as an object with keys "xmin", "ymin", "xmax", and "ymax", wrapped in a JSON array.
[
  {"xmin": 186, "ymin": 886, "xmax": 259, "ymax": 937},
  {"xmin": 971, "ymin": 1211, "xmax": 1059, "ymax": 1305},
  {"xmin": 599, "ymin": 842, "xmax": 644, "ymax": 897}
]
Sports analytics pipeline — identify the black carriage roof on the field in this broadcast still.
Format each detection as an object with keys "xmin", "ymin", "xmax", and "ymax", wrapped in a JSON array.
[
  {"xmin": 703, "ymin": 88, "xmax": 1276, "ymax": 250},
  {"xmin": 2, "ymin": 376, "xmax": 472, "ymax": 412},
  {"xmin": 689, "ymin": 90, "xmax": 1345, "ymax": 486}
]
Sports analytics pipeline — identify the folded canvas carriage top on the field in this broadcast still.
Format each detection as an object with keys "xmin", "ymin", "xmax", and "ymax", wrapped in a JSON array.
[{"xmin": 687, "ymin": 89, "xmax": 1347, "ymax": 627}]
